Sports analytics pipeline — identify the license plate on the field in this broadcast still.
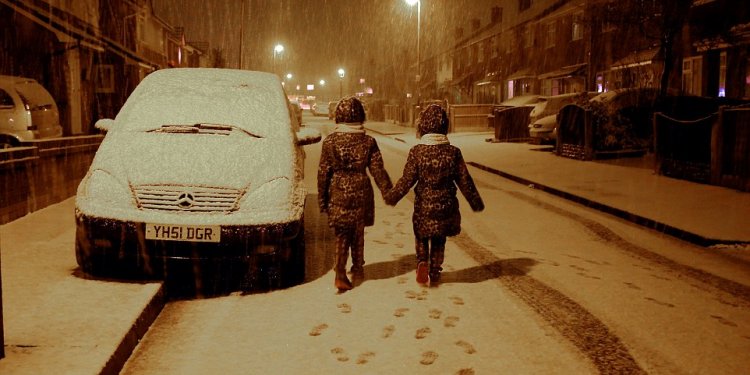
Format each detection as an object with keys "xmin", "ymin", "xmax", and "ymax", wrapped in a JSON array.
[{"xmin": 145, "ymin": 223, "xmax": 221, "ymax": 243}]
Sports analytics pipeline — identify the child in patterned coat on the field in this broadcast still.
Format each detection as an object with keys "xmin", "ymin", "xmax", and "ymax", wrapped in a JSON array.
[
  {"xmin": 318, "ymin": 96, "xmax": 392, "ymax": 291},
  {"xmin": 385, "ymin": 104, "xmax": 484, "ymax": 285}
]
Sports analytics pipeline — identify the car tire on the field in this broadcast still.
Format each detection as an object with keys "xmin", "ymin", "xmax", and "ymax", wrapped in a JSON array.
[{"xmin": 281, "ymin": 216, "xmax": 306, "ymax": 287}]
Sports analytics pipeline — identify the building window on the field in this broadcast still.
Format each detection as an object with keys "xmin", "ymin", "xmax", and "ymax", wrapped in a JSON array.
[
  {"xmin": 477, "ymin": 42, "xmax": 484, "ymax": 63},
  {"xmin": 572, "ymin": 12, "xmax": 583, "ymax": 41},
  {"xmin": 718, "ymin": 51, "xmax": 726, "ymax": 97},
  {"xmin": 682, "ymin": 56, "xmax": 702, "ymax": 96},
  {"xmin": 546, "ymin": 21, "xmax": 556, "ymax": 48},
  {"xmin": 519, "ymin": 0, "xmax": 531, "ymax": 12},
  {"xmin": 596, "ymin": 73, "xmax": 605, "ymax": 92},
  {"xmin": 524, "ymin": 26, "xmax": 533, "ymax": 48},
  {"xmin": 492, "ymin": 36, "xmax": 499, "ymax": 59},
  {"xmin": 95, "ymin": 65, "xmax": 115, "ymax": 94}
]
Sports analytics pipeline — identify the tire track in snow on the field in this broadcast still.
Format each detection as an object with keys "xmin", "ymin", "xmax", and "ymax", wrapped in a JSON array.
[
  {"xmin": 451, "ymin": 231, "xmax": 646, "ymax": 374},
  {"xmin": 502, "ymin": 189, "xmax": 750, "ymax": 308}
]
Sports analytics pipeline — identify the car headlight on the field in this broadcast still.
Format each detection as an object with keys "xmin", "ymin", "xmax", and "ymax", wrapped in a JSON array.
[
  {"xmin": 239, "ymin": 177, "xmax": 293, "ymax": 212},
  {"xmin": 80, "ymin": 169, "xmax": 135, "ymax": 208}
]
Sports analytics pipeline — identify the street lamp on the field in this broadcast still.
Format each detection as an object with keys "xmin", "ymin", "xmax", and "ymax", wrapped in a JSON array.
[
  {"xmin": 338, "ymin": 68, "xmax": 345, "ymax": 98},
  {"xmin": 273, "ymin": 44, "xmax": 284, "ymax": 75},
  {"xmin": 405, "ymin": 0, "xmax": 421, "ymax": 103}
]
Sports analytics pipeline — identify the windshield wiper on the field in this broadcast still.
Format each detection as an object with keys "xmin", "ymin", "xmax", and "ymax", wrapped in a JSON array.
[{"xmin": 150, "ymin": 123, "xmax": 262, "ymax": 138}]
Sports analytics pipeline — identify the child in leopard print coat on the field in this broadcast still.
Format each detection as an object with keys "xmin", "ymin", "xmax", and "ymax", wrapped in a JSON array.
[
  {"xmin": 384, "ymin": 104, "xmax": 484, "ymax": 285},
  {"xmin": 318, "ymin": 97, "xmax": 392, "ymax": 291}
]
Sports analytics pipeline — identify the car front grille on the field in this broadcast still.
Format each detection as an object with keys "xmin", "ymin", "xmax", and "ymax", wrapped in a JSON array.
[{"xmin": 134, "ymin": 185, "xmax": 242, "ymax": 212}]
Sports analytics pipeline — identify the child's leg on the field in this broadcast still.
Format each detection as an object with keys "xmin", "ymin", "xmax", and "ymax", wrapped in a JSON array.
[
  {"xmin": 350, "ymin": 223, "xmax": 366, "ymax": 275},
  {"xmin": 333, "ymin": 227, "xmax": 354, "ymax": 290},
  {"xmin": 415, "ymin": 237, "xmax": 429, "ymax": 284},
  {"xmin": 415, "ymin": 236, "xmax": 429, "ymax": 263},
  {"xmin": 429, "ymin": 236, "xmax": 446, "ymax": 282}
]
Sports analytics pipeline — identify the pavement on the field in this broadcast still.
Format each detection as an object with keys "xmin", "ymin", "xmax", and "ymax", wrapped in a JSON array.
[{"xmin": 1, "ymin": 119, "xmax": 748, "ymax": 375}]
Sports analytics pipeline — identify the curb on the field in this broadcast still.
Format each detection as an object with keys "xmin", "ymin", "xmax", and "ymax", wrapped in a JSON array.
[
  {"xmin": 466, "ymin": 161, "xmax": 745, "ymax": 248},
  {"xmin": 100, "ymin": 285, "xmax": 166, "ymax": 375}
]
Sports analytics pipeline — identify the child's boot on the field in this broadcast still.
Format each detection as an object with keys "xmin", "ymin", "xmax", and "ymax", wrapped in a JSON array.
[
  {"xmin": 429, "ymin": 237, "xmax": 446, "ymax": 285},
  {"xmin": 334, "ymin": 239, "xmax": 352, "ymax": 291}
]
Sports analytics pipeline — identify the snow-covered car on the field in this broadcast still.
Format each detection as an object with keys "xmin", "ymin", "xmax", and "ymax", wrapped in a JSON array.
[
  {"xmin": 310, "ymin": 102, "xmax": 329, "ymax": 117},
  {"xmin": 528, "ymin": 114, "xmax": 558, "ymax": 143},
  {"xmin": 528, "ymin": 92, "xmax": 596, "ymax": 144},
  {"xmin": 327, "ymin": 101, "xmax": 337, "ymax": 120},
  {"xmin": 74, "ymin": 68, "xmax": 321, "ymax": 296}
]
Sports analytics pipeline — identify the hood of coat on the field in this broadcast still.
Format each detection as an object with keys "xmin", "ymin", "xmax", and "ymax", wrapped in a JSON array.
[{"xmin": 417, "ymin": 104, "xmax": 448, "ymax": 137}]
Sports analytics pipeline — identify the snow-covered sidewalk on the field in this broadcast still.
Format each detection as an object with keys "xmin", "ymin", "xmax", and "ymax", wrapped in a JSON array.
[{"xmin": 364, "ymin": 120, "xmax": 750, "ymax": 246}]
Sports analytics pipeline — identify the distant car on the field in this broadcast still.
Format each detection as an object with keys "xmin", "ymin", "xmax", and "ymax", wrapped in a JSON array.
[
  {"xmin": 0, "ymin": 75, "xmax": 63, "ymax": 148},
  {"xmin": 528, "ymin": 92, "xmax": 597, "ymax": 144},
  {"xmin": 328, "ymin": 101, "xmax": 338, "ymax": 120},
  {"xmin": 497, "ymin": 94, "xmax": 541, "ymax": 109},
  {"xmin": 74, "ymin": 68, "xmax": 321, "ymax": 296},
  {"xmin": 310, "ymin": 102, "xmax": 329, "ymax": 117},
  {"xmin": 289, "ymin": 100, "xmax": 303, "ymax": 125}
]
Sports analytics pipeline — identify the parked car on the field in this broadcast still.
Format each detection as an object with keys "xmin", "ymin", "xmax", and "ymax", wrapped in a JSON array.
[
  {"xmin": 310, "ymin": 102, "xmax": 329, "ymax": 117},
  {"xmin": 289, "ymin": 100, "xmax": 303, "ymax": 125},
  {"xmin": 328, "ymin": 101, "xmax": 338, "ymax": 120},
  {"xmin": 496, "ymin": 94, "xmax": 541, "ymax": 109},
  {"xmin": 528, "ymin": 92, "xmax": 597, "ymax": 144},
  {"xmin": 0, "ymin": 75, "xmax": 63, "ymax": 148},
  {"xmin": 74, "ymin": 68, "xmax": 321, "ymax": 296}
]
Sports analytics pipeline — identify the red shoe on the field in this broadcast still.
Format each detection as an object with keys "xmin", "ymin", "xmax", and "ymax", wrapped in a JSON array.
[{"xmin": 416, "ymin": 261, "xmax": 429, "ymax": 284}]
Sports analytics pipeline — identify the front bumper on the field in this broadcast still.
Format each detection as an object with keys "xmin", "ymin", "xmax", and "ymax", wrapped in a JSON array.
[{"xmin": 75, "ymin": 213, "xmax": 303, "ymax": 295}]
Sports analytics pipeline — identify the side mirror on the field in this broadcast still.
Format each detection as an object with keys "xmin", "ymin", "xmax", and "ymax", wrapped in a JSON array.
[
  {"xmin": 95, "ymin": 118, "xmax": 115, "ymax": 132},
  {"xmin": 296, "ymin": 127, "xmax": 321, "ymax": 146}
]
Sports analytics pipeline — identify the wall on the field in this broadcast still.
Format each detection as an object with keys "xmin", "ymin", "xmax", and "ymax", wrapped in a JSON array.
[{"xmin": 0, "ymin": 136, "xmax": 103, "ymax": 224}]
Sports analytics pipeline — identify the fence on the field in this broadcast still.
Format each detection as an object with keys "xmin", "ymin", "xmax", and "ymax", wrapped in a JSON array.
[
  {"xmin": 0, "ymin": 135, "xmax": 103, "ymax": 224},
  {"xmin": 448, "ymin": 104, "xmax": 494, "ymax": 133},
  {"xmin": 384, "ymin": 105, "xmax": 408, "ymax": 125},
  {"xmin": 653, "ymin": 112, "xmax": 716, "ymax": 184},
  {"xmin": 712, "ymin": 106, "xmax": 750, "ymax": 191}
]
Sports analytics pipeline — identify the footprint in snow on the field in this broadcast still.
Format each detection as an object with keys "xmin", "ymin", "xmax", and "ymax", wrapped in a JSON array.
[
  {"xmin": 356, "ymin": 351, "xmax": 376, "ymax": 364},
  {"xmin": 394, "ymin": 307, "xmax": 409, "ymax": 317},
  {"xmin": 308, "ymin": 323, "xmax": 328, "ymax": 336},
  {"xmin": 428, "ymin": 308, "xmax": 442, "ymax": 319},
  {"xmin": 420, "ymin": 351, "xmax": 438, "ymax": 365},
  {"xmin": 455, "ymin": 340, "xmax": 477, "ymax": 354},
  {"xmin": 415, "ymin": 327, "xmax": 431, "ymax": 339},
  {"xmin": 444, "ymin": 316, "xmax": 459, "ymax": 328},
  {"xmin": 330, "ymin": 347, "xmax": 349, "ymax": 362},
  {"xmin": 337, "ymin": 303, "xmax": 352, "ymax": 313},
  {"xmin": 382, "ymin": 325, "xmax": 395, "ymax": 338}
]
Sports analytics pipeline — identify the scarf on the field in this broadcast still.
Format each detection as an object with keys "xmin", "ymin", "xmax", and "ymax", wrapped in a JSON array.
[
  {"xmin": 419, "ymin": 133, "xmax": 450, "ymax": 145},
  {"xmin": 333, "ymin": 123, "xmax": 365, "ymax": 133}
]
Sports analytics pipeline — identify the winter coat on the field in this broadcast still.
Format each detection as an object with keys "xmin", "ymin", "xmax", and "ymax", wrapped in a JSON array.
[
  {"xmin": 385, "ymin": 140, "xmax": 484, "ymax": 238},
  {"xmin": 317, "ymin": 129, "xmax": 392, "ymax": 229}
]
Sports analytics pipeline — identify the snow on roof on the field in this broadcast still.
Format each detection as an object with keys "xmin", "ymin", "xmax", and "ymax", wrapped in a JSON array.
[{"xmin": 114, "ymin": 68, "xmax": 292, "ymax": 139}]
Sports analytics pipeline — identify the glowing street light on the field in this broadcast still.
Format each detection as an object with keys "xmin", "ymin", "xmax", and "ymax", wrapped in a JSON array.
[
  {"xmin": 338, "ymin": 68, "xmax": 345, "ymax": 98},
  {"xmin": 319, "ymin": 79, "xmax": 326, "ymax": 86},
  {"xmin": 286, "ymin": 73, "xmax": 293, "ymax": 80},
  {"xmin": 405, "ymin": 0, "xmax": 421, "ymax": 102},
  {"xmin": 273, "ymin": 44, "xmax": 284, "ymax": 75}
]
